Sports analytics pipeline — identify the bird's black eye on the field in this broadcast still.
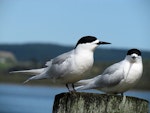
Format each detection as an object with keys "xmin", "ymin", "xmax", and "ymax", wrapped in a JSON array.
[
  {"xmin": 75, "ymin": 36, "xmax": 97, "ymax": 48},
  {"xmin": 127, "ymin": 49, "xmax": 141, "ymax": 56}
]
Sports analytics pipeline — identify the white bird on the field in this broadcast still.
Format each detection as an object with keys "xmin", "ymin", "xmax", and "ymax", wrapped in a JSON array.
[
  {"xmin": 75, "ymin": 49, "xmax": 143, "ymax": 95},
  {"xmin": 10, "ymin": 36, "xmax": 111, "ymax": 91}
]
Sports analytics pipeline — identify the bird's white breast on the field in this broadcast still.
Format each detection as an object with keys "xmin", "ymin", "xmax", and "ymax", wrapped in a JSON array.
[
  {"xmin": 123, "ymin": 61, "xmax": 143, "ymax": 86},
  {"xmin": 65, "ymin": 50, "xmax": 94, "ymax": 82}
]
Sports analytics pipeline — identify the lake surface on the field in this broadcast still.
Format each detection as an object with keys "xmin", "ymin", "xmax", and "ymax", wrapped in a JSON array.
[{"xmin": 0, "ymin": 84, "xmax": 149, "ymax": 113}]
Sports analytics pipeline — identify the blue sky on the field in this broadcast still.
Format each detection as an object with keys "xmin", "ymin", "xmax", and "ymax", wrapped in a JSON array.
[{"xmin": 0, "ymin": 0, "xmax": 150, "ymax": 51}]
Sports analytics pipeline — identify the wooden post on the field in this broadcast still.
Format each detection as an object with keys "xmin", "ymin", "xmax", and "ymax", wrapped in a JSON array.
[{"xmin": 53, "ymin": 92, "xmax": 148, "ymax": 113}]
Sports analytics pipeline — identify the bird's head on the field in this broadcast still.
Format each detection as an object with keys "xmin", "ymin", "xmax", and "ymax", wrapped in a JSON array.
[
  {"xmin": 126, "ymin": 48, "xmax": 142, "ymax": 63},
  {"xmin": 75, "ymin": 36, "xmax": 111, "ymax": 51}
]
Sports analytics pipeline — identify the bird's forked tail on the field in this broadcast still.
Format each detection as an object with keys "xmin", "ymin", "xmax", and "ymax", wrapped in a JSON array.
[{"xmin": 10, "ymin": 68, "xmax": 48, "ymax": 83}]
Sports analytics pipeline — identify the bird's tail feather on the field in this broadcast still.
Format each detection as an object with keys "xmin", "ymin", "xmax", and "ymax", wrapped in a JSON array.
[
  {"xmin": 23, "ymin": 73, "xmax": 48, "ymax": 84},
  {"xmin": 10, "ymin": 68, "xmax": 48, "ymax": 84},
  {"xmin": 75, "ymin": 78, "xmax": 94, "ymax": 90},
  {"xmin": 75, "ymin": 78, "xmax": 93, "ymax": 86},
  {"xmin": 10, "ymin": 68, "xmax": 46, "ymax": 75}
]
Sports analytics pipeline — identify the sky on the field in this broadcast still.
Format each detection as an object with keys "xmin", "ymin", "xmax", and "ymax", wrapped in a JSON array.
[{"xmin": 0, "ymin": 0, "xmax": 150, "ymax": 51}]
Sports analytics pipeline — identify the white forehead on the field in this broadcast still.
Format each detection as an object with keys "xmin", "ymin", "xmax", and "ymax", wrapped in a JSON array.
[
  {"xmin": 130, "ymin": 53, "xmax": 139, "ymax": 56},
  {"xmin": 91, "ymin": 39, "xmax": 99, "ymax": 44}
]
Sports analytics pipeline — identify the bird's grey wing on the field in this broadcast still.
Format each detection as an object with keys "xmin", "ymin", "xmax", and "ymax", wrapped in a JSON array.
[
  {"xmin": 52, "ymin": 51, "xmax": 73, "ymax": 65},
  {"xmin": 45, "ymin": 50, "xmax": 73, "ymax": 78},
  {"xmin": 45, "ymin": 50, "xmax": 73, "ymax": 66},
  {"xmin": 94, "ymin": 61, "xmax": 124, "ymax": 88}
]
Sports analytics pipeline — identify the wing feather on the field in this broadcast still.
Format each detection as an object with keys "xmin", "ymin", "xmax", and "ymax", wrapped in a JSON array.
[
  {"xmin": 94, "ymin": 61, "xmax": 124, "ymax": 88},
  {"xmin": 45, "ymin": 50, "xmax": 74, "ymax": 78}
]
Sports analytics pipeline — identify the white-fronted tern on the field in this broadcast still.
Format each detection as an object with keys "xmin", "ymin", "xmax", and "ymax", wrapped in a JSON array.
[
  {"xmin": 10, "ymin": 36, "xmax": 111, "ymax": 91},
  {"xmin": 75, "ymin": 49, "xmax": 143, "ymax": 95}
]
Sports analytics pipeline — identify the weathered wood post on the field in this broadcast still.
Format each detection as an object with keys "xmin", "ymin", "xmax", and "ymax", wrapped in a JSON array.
[{"xmin": 53, "ymin": 92, "xmax": 148, "ymax": 113}]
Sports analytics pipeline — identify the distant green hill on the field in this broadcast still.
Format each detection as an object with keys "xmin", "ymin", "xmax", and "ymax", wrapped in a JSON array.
[{"xmin": 0, "ymin": 43, "xmax": 150, "ymax": 62}]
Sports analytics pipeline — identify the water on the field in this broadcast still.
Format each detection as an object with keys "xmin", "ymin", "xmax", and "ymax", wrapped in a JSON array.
[{"xmin": 0, "ymin": 84, "xmax": 149, "ymax": 113}]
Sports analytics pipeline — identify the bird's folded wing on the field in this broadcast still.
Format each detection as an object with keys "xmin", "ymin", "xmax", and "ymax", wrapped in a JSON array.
[
  {"xmin": 45, "ymin": 50, "xmax": 73, "ymax": 78},
  {"xmin": 94, "ymin": 62, "xmax": 124, "ymax": 88},
  {"xmin": 45, "ymin": 50, "xmax": 73, "ymax": 66}
]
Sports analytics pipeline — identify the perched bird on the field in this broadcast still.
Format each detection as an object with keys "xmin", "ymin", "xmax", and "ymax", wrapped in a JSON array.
[
  {"xmin": 10, "ymin": 36, "xmax": 110, "ymax": 91},
  {"xmin": 75, "ymin": 49, "xmax": 143, "ymax": 95}
]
